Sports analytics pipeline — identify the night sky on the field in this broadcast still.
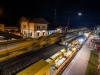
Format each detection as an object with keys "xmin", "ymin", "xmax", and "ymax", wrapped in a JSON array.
[{"xmin": 0, "ymin": 0, "xmax": 100, "ymax": 28}]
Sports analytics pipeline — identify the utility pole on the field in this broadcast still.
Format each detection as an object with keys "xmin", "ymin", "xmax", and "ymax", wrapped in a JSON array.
[{"xmin": 54, "ymin": 9, "xmax": 56, "ymax": 25}]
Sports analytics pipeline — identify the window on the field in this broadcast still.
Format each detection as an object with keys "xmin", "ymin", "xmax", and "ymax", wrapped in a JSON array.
[
  {"xmin": 37, "ymin": 26, "xmax": 38, "ymax": 29},
  {"xmin": 42, "ymin": 26, "xmax": 45, "ymax": 29},
  {"xmin": 37, "ymin": 26, "xmax": 40, "ymax": 30},
  {"xmin": 23, "ymin": 25, "xmax": 26, "ymax": 29},
  {"xmin": 39, "ymin": 26, "xmax": 40, "ymax": 29}
]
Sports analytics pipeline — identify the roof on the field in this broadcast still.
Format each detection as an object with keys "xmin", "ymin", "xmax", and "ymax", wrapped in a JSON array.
[
  {"xmin": 31, "ymin": 18, "xmax": 49, "ymax": 24},
  {"xmin": 19, "ymin": 17, "xmax": 49, "ymax": 24},
  {"xmin": 19, "ymin": 17, "xmax": 32, "ymax": 22},
  {"xmin": 16, "ymin": 59, "xmax": 49, "ymax": 75}
]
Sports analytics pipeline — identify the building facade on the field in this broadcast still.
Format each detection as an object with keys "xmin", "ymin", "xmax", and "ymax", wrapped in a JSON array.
[
  {"xmin": 20, "ymin": 17, "xmax": 49, "ymax": 38},
  {"xmin": 0, "ymin": 24, "xmax": 18, "ymax": 32},
  {"xmin": 47, "ymin": 25, "xmax": 63, "ymax": 36},
  {"xmin": 5, "ymin": 27, "xmax": 18, "ymax": 31},
  {"xmin": 0, "ymin": 24, "xmax": 5, "ymax": 31}
]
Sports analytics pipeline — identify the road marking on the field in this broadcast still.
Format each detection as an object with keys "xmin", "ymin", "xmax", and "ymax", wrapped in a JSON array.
[{"xmin": 65, "ymin": 51, "xmax": 81, "ymax": 75}]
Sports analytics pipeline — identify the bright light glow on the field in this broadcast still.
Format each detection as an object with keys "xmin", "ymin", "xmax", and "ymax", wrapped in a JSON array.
[
  {"xmin": 72, "ymin": 48, "xmax": 76, "ymax": 51},
  {"xmin": 55, "ymin": 58, "xmax": 66, "ymax": 67},
  {"xmin": 57, "ymin": 28, "xmax": 60, "ymax": 31},
  {"xmin": 60, "ymin": 48, "xmax": 66, "ymax": 53},
  {"xmin": 67, "ymin": 51, "xmax": 72, "ymax": 56},
  {"xmin": 62, "ymin": 42, "xmax": 68, "ymax": 45},
  {"xmin": 79, "ymin": 38, "xmax": 84, "ymax": 42},
  {"xmin": 37, "ymin": 30, "xmax": 40, "ymax": 32},
  {"xmin": 84, "ymin": 33, "xmax": 88, "ymax": 37},
  {"xmin": 78, "ymin": 12, "xmax": 82, "ymax": 16},
  {"xmin": 42, "ymin": 30, "xmax": 46, "ymax": 32},
  {"xmin": 45, "ymin": 58, "xmax": 52, "ymax": 64}
]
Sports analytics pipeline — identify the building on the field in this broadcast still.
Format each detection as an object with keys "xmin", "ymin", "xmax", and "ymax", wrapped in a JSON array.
[
  {"xmin": 0, "ymin": 24, "xmax": 18, "ymax": 32},
  {"xmin": 19, "ymin": 17, "xmax": 49, "ymax": 38},
  {"xmin": 47, "ymin": 25, "xmax": 63, "ymax": 36},
  {"xmin": 0, "ymin": 24, "xmax": 5, "ymax": 31},
  {"xmin": 5, "ymin": 27, "xmax": 18, "ymax": 32},
  {"xmin": 16, "ymin": 59, "xmax": 50, "ymax": 75},
  {"xmin": 56, "ymin": 26, "xmax": 63, "ymax": 33}
]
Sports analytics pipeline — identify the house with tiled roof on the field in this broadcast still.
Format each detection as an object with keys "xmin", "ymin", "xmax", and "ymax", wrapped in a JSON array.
[{"xmin": 19, "ymin": 17, "xmax": 49, "ymax": 38}]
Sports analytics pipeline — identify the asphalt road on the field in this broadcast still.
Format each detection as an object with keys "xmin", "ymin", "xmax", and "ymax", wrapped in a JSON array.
[{"xmin": 61, "ymin": 36, "xmax": 92, "ymax": 75}]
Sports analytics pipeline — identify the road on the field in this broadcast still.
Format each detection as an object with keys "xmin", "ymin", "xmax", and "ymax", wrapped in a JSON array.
[{"xmin": 62, "ymin": 35, "xmax": 92, "ymax": 75}]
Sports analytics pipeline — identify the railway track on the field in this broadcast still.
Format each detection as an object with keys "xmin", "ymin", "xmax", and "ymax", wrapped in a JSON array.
[
  {"xmin": 0, "ymin": 33, "xmax": 82, "ymax": 75},
  {"xmin": 0, "ymin": 44, "xmax": 65, "ymax": 75}
]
